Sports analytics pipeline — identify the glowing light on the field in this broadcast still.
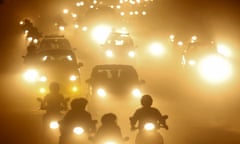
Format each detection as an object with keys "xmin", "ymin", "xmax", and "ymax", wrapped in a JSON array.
[
  {"xmin": 97, "ymin": 88, "xmax": 107, "ymax": 97},
  {"xmin": 82, "ymin": 26, "xmax": 88, "ymax": 31},
  {"xmin": 73, "ymin": 127, "xmax": 84, "ymax": 135},
  {"xmin": 23, "ymin": 69, "xmax": 39, "ymax": 82},
  {"xmin": 120, "ymin": 12, "xmax": 125, "ymax": 16},
  {"xmin": 63, "ymin": 9, "xmax": 69, "ymax": 14},
  {"xmin": 39, "ymin": 76, "xmax": 47, "ymax": 82},
  {"xmin": 39, "ymin": 87, "xmax": 46, "ymax": 93},
  {"xmin": 169, "ymin": 34, "xmax": 175, "ymax": 42},
  {"xmin": 128, "ymin": 51, "xmax": 135, "ymax": 58},
  {"xmin": 132, "ymin": 88, "xmax": 141, "ymax": 97},
  {"xmin": 149, "ymin": 43, "xmax": 165, "ymax": 56},
  {"xmin": 74, "ymin": 24, "xmax": 79, "ymax": 29},
  {"xmin": 142, "ymin": 11, "xmax": 147, "ymax": 15},
  {"xmin": 217, "ymin": 44, "xmax": 232, "ymax": 57},
  {"xmin": 70, "ymin": 75, "xmax": 77, "ymax": 81},
  {"xmin": 177, "ymin": 41, "xmax": 183, "ymax": 46},
  {"xmin": 144, "ymin": 123, "xmax": 155, "ymax": 131},
  {"xmin": 59, "ymin": 26, "xmax": 65, "ymax": 31},
  {"xmin": 27, "ymin": 37, "xmax": 33, "ymax": 42},
  {"xmin": 91, "ymin": 25, "xmax": 112, "ymax": 44},
  {"xmin": 106, "ymin": 50, "xmax": 114, "ymax": 58},
  {"xmin": 198, "ymin": 55, "xmax": 232, "ymax": 84},
  {"xmin": 72, "ymin": 86, "xmax": 78, "ymax": 92},
  {"xmin": 49, "ymin": 121, "xmax": 59, "ymax": 129},
  {"xmin": 67, "ymin": 55, "xmax": 73, "ymax": 61},
  {"xmin": 72, "ymin": 13, "xmax": 77, "ymax": 18},
  {"xmin": 33, "ymin": 38, "xmax": 38, "ymax": 44},
  {"xmin": 19, "ymin": 20, "xmax": 24, "ymax": 25}
]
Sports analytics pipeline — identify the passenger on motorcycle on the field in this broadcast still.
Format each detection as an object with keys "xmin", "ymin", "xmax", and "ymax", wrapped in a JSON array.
[
  {"xmin": 130, "ymin": 94, "xmax": 168, "ymax": 130},
  {"xmin": 92, "ymin": 113, "xmax": 124, "ymax": 144}
]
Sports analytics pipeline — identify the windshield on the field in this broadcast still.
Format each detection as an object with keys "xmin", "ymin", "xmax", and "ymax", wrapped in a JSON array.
[{"xmin": 40, "ymin": 39, "xmax": 71, "ymax": 50}]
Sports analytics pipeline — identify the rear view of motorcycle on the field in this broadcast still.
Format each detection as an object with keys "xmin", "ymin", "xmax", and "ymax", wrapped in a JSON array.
[{"xmin": 131, "ymin": 115, "xmax": 168, "ymax": 144}]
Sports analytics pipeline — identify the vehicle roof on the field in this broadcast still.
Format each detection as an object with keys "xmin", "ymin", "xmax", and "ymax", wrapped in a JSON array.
[{"xmin": 38, "ymin": 49, "xmax": 75, "ymax": 55}]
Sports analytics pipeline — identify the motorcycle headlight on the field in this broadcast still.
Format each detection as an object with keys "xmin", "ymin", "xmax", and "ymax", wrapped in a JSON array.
[
  {"xmin": 132, "ymin": 88, "xmax": 141, "ymax": 98},
  {"xmin": 73, "ymin": 127, "xmax": 84, "ymax": 135},
  {"xmin": 106, "ymin": 50, "xmax": 114, "ymax": 58},
  {"xmin": 128, "ymin": 51, "xmax": 135, "ymax": 58},
  {"xmin": 70, "ymin": 75, "xmax": 78, "ymax": 81},
  {"xmin": 23, "ymin": 69, "xmax": 39, "ymax": 83},
  {"xmin": 97, "ymin": 88, "xmax": 107, "ymax": 97},
  {"xmin": 144, "ymin": 123, "xmax": 155, "ymax": 131},
  {"xmin": 49, "ymin": 121, "xmax": 59, "ymax": 129},
  {"xmin": 104, "ymin": 141, "xmax": 117, "ymax": 144}
]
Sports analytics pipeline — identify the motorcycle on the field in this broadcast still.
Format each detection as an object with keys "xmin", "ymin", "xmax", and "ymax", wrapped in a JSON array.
[
  {"xmin": 59, "ymin": 120, "xmax": 97, "ymax": 144},
  {"xmin": 36, "ymin": 97, "xmax": 69, "ymax": 132},
  {"xmin": 130, "ymin": 115, "xmax": 168, "ymax": 144}
]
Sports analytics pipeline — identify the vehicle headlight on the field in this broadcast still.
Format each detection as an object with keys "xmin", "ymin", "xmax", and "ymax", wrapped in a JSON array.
[
  {"xmin": 132, "ymin": 88, "xmax": 141, "ymax": 98},
  {"xmin": 39, "ymin": 87, "xmax": 47, "ymax": 94},
  {"xmin": 49, "ymin": 121, "xmax": 59, "ymax": 129},
  {"xmin": 188, "ymin": 60, "xmax": 196, "ymax": 66},
  {"xmin": 149, "ymin": 42, "xmax": 165, "ymax": 56},
  {"xmin": 72, "ymin": 86, "xmax": 78, "ymax": 92},
  {"xmin": 23, "ymin": 69, "xmax": 39, "ymax": 82},
  {"xmin": 104, "ymin": 141, "xmax": 117, "ymax": 144},
  {"xmin": 73, "ymin": 127, "xmax": 84, "ymax": 135},
  {"xmin": 144, "ymin": 122, "xmax": 155, "ymax": 131},
  {"xmin": 198, "ymin": 55, "xmax": 232, "ymax": 83},
  {"xmin": 97, "ymin": 88, "xmax": 107, "ymax": 97},
  {"xmin": 70, "ymin": 75, "xmax": 78, "ymax": 81},
  {"xmin": 128, "ymin": 51, "xmax": 135, "ymax": 58},
  {"xmin": 39, "ymin": 76, "xmax": 47, "ymax": 82},
  {"xmin": 106, "ymin": 50, "xmax": 114, "ymax": 58}
]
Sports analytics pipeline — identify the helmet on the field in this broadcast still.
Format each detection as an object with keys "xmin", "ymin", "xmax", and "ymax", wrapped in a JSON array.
[
  {"xmin": 49, "ymin": 82, "xmax": 60, "ymax": 93},
  {"xmin": 70, "ymin": 98, "xmax": 88, "ymax": 110},
  {"xmin": 140, "ymin": 94, "xmax": 153, "ymax": 107},
  {"xmin": 101, "ymin": 113, "xmax": 117, "ymax": 124}
]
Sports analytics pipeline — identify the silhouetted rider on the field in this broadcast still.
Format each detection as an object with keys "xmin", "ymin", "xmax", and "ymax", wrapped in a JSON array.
[
  {"xmin": 42, "ymin": 82, "xmax": 67, "ymax": 114},
  {"xmin": 130, "ymin": 94, "xmax": 168, "ymax": 130},
  {"xmin": 60, "ymin": 98, "xmax": 96, "ymax": 133},
  {"xmin": 93, "ymin": 113, "xmax": 123, "ymax": 143}
]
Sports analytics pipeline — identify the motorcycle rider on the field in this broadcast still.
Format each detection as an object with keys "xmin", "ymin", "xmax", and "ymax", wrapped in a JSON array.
[
  {"xmin": 41, "ymin": 82, "xmax": 67, "ymax": 115},
  {"xmin": 93, "ymin": 113, "xmax": 123, "ymax": 143},
  {"xmin": 59, "ymin": 97, "xmax": 96, "ymax": 144},
  {"xmin": 130, "ymin": 94, "xmax": 168, "ymax": 130}
]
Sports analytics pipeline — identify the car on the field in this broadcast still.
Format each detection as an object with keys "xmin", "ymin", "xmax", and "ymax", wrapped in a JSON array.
[
  {"xmin": 181, "ymin": 41, "xmax": 233, "ymax": 83},
  {"xmin": 23, "ymin": 49, "xmax": 83, "ymax": 96},
  {"xmin": 39, "ymin": 35, "xmax": 72, "ymax": 50},
  {"xmin": 181, "ymin": 41, "xmax": 218, "ymax": 68},
  {"xmin": 101, "ymin": 32, "xmax": 136, "ymax": 59},
  {"xmin": 86, "ymin": 64, "xmax": 145, "ymax": 98}
]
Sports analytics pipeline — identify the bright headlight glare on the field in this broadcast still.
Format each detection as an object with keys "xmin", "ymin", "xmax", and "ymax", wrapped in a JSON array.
[
  {"xmin": 39, "ymin": 87, "xmax": 46, "ymax": 94},
  {"xmin": 144, "ymin": 123, "xmax": 155, "ymax": 131},
  {"xmin": 188, "ymin": 60, "xmax": 196, "ymax": 66},
  {"xmin": 72, "ymin": 86, "xmax": 78, "ymax": 92},
  {"xmin": 106, "ymin": 50, "xmax": 114, "ymax": 58},
  {"xmin": 149, "ymin": 43, "xmax": 165, "ymax": 56},
  {"xmin": 39, "ymin": 76, "xmax": 47, "ymax": 82},
  {"xmin": 49, "ymin": 121, "xmax": 59, "ymax": 129},
  {"xmin": 23, "ymin": 69, "xmax": 39, "ymax": 82},
  {"xmin": 97, "ymin": 88, "xmax": 106, "ymax": 97},
  {"xmin": 132, "ymin": 88, "xmax": 141, "ymax": 97},
  {"xmin": 70, "ymin": 75, "xmax": 77, "ymax": 81},
  {"xmin": 198, "ymin": 55, "xmax": 232, "ymax": 83},
  {"xmin": 104, "ymin": 141, "xmax": 117, "ymax": 144},
  {"xmin": 128, "ymin": 51, "xmax": 135, "ymax": 58},
  {"xmin": 73, "ymin": 127, "xmax": 84, "ymax": 135}
]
